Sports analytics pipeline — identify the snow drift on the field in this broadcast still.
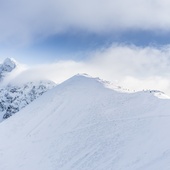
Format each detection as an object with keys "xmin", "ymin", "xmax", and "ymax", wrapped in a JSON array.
[{"xmin": 0, "ymin": 74, "xmax": 170, "ymax": 170}]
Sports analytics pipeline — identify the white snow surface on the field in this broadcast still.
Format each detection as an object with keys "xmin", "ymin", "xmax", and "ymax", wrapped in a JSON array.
[{"xmin": 0, "ymin": 74, "xmax": 170, "ymax": 170}]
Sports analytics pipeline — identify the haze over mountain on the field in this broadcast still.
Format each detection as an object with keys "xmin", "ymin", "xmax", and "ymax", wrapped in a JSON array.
[{"xmin": 0, "ymin": 74, "xmax": 170, "ymax": 170}]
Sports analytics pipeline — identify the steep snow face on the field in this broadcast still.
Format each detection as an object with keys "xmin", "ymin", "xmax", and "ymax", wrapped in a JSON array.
[
  {"xmin": 0, "ymin": 58, "xmax": 16, "ymax": 80},
  {"xmin": 0, "ymin": 75, "xmax": 170, "ymax": 170},
  {"xmin": 0, "ymin": 80, "xmax": 56, "ymax": 121}
]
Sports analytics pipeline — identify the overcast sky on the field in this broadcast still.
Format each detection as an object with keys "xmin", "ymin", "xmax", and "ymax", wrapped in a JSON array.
[{"xmin": 1, "ymin": 0, "xmax": 170, "ymax": 95}]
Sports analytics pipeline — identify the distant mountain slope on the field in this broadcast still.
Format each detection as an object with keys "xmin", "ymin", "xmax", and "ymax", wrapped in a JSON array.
[
  {"xmin": 0, "ymin": 80, "xmax": 56, "ymax": 121},
  {"xmin": 0, "ymin": 74, "xmax": 170, "ymax": 170}
]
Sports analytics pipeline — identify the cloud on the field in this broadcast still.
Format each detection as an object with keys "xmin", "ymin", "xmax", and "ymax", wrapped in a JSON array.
[
  {"xmin": 1, "ymin": 0, "xmax": 170, "ymax": 45},
  {"xmin": 88, "ymin": 45, "xmax": 170, "ymax": 95},
  {"xmin": 5, "ymin": 44, "xmax": 170, "ymax": 96}
]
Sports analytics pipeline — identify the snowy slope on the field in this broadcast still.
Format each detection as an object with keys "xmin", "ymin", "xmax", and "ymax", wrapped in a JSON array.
[{"xmin": 0, "ymin": 74, "xmax": 170, "ymax": 170}]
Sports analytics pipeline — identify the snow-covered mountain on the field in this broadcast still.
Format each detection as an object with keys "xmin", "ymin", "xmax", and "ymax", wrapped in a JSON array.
[
  {"xmin": 0, "ymin": 58, "xmax": 56, "ymax": 121},
  {"xmin": 0, "ymin": 74, "xmax": 170, "ymax": 170},
  {"xmin": 0, "ymin": 80, "xmax": 56, "ymax": 121},
  {"xmin": 0, "ymin": 58, "xmax": 16, "ymax": 81}
]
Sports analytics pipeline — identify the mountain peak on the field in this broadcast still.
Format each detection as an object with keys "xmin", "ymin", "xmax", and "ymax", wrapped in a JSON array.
[
  {"xmin": 0, "ymin": 58, "xmax": 17, "ymax": 81},
  {"xmin": 0, "ymin": 58, "xmax": 17, "ymax": 73},
  {"xmin": 60, "ymin": 74, "xmax": 104, "ymax": 88}
]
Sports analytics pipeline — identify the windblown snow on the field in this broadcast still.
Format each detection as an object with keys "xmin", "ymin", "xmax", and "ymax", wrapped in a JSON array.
[{"xmin": 0, "ymin": 74, "xmax": 170, "ymax": 170}]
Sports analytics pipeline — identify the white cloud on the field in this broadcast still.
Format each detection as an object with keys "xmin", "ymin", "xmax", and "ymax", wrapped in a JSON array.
[
  {"xmin": 6, "ymin": 44, "xmax": 170, "ymax": 96},
  {"xmin": 1, "ymin": 0, "xmax": 170, "ymax": 45}
]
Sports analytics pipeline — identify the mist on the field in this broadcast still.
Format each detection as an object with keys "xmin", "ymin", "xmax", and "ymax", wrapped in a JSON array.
[{"xmin": 3, "ymin": 44, "xmax": 170, "ymax": 96}]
